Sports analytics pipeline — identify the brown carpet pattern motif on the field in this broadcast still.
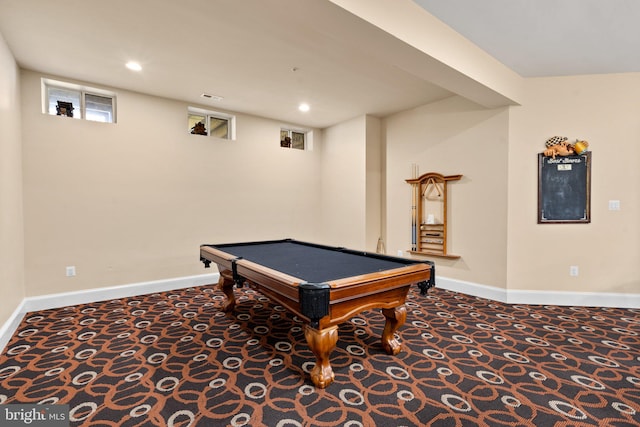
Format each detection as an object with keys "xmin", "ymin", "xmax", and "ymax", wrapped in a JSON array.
[{"xmin": 0, "ymin": 285, "xmax": 639, "ymax": 426}]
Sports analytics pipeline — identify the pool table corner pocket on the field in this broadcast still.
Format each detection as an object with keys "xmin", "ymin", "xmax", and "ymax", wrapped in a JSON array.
[{"xmin": 298, "ymin": 282, "xmax": 330, "ymax": 329}]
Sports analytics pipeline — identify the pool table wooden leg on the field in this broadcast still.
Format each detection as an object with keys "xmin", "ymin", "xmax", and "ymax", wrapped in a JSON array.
[
  {"xmin": 381, "ymin": 305, "xmax": 407, "ymax": 355},
  {"xmin": 304, "ymin": 325, "xmax": 338, "ymax": 389},
  {"xmin": 217, "ymin": 268, "xmax": 236, "ymax": 312}
]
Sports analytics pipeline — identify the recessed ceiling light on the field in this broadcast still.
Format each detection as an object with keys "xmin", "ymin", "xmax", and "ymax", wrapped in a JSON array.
[
  {"xmin": 298, "ymin": 103, "xmax": 310, "ymax": 112},
  {"xmin": 125, "ymin": 61, "xmax": 142, "ymax": 71}
]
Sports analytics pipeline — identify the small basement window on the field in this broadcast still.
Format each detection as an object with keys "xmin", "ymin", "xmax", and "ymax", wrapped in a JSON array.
[
  {"xmin": 188, "ymin": 107, "xmax": 235, "ymax": 140},
  {"xmin": 43, "ymin": 78, "xmax": 116, "ymax": 123},
  {"xmin": 280, "ymin": 128, "xmax": 306, "ymax": 150}
]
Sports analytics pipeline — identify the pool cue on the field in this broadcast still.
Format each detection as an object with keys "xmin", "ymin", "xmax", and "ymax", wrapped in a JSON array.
[{"xmin": 411, "ymin": 164, "xmax": 418, "ymax": 252}]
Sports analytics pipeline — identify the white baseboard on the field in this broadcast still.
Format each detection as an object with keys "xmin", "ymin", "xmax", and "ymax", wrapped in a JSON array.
[
  {"xmin": 0, "ymin": 301, "xmax": 27, "ymax": 357},
  {"xmin": 0, "ymin": 273, "xmax": 219, "ymax": 354},
  {"xmin": 436, "ymin": 276, "xmax": 640, "ymax": 308},
  {"xmin": 21, "ymin": 273, "xmax": 219, "ymax": 313},
  {"xmin": 435, "ymin": 277, "xmax": 508, "ymax": 302}
]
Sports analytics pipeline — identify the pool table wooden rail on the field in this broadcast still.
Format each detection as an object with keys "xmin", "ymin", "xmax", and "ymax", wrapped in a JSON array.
[{"xmin": 200, "ymin": 244, "xmax": 429, "ymax": 326}]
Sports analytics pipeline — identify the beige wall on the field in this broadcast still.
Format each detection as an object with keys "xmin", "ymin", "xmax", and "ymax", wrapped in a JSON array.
[
  {"xmin": 8, "ymin": 62, "xmax": 640, "ymax": 318},
  {"xmin": 320, "ymin": 115, "xmax": 368, "ymax": 249},
  {"xmin": 384, "ymin": 96, "xmax": 509, "ymax": 288},
  {"xmin": 320, "ymin": 114, "xmax": 382, "ymax": 252},
  {"xmin": 384, "ymin": 74, "xmax": 639, "ymax": 298},
  {"xmin": 365, "ymin": 116, "xmax": 382, "ymax": 251},
  {"xmin": 21, "ymin": 70, "xmax": 323, "ymax": 295},
  {"xmin": 508, "ymin": 73, "xmax": 640, "ymax": 294},
  {"xmin": 0, "ymin": 33, "xmax": 24, "ymax": 326}
]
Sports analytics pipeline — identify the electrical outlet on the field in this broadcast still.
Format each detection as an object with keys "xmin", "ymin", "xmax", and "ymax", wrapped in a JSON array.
[
  {"xmin": 608, "ymin": 200, "xmax": 621, "ymax": 211},
  {"xmin": 569, "ymin": 266, "xmax": 579, "ymax": 277},
  {"xmin": 397, "ymin": 250, "xmax": 403, "ymax": 257},
  {"xmin": 66, "ymin": 266, "xmax": 76, "ymax": 277}
]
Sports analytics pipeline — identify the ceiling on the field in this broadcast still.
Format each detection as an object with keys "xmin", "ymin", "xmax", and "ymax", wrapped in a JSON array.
[
  {"xmin": 1, "ymin": 0, "xmax": 638, "ymax": 129},
  {"xmin": 414, "ymin": 0, "xmax": 640, "ymax": 78}
]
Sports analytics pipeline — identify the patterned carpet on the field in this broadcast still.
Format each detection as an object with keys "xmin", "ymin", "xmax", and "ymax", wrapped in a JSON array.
[{"xmin": 0, "ymin": 284, "xmax": 638, "ymax": 426}]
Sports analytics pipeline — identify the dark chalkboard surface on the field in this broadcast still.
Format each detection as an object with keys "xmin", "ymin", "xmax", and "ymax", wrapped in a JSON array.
[{"xmin": 538, "ymin": 153, "xmax": 591, "ymax": 223}]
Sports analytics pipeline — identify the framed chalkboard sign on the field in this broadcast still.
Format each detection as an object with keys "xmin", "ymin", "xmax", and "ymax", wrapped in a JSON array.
[{"xmin": 538, "ymin": 152, "xmax": 591, "ymax": 223}]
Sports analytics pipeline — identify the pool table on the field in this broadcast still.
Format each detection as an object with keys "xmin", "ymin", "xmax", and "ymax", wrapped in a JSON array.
[{"xmin": 200, "ymin": 239, "xmax": 434, "ymax": 388}]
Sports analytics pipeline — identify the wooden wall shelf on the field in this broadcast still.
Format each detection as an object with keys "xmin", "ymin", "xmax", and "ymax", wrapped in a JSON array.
[{"xmin": 409, "ymin": 250, "xmax": 461, "ymax": 260}]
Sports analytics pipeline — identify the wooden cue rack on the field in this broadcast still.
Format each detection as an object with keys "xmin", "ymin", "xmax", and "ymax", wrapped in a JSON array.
[{"xmin": 406, "ymin": 172, "xmax": 462, "ymax": 259}]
